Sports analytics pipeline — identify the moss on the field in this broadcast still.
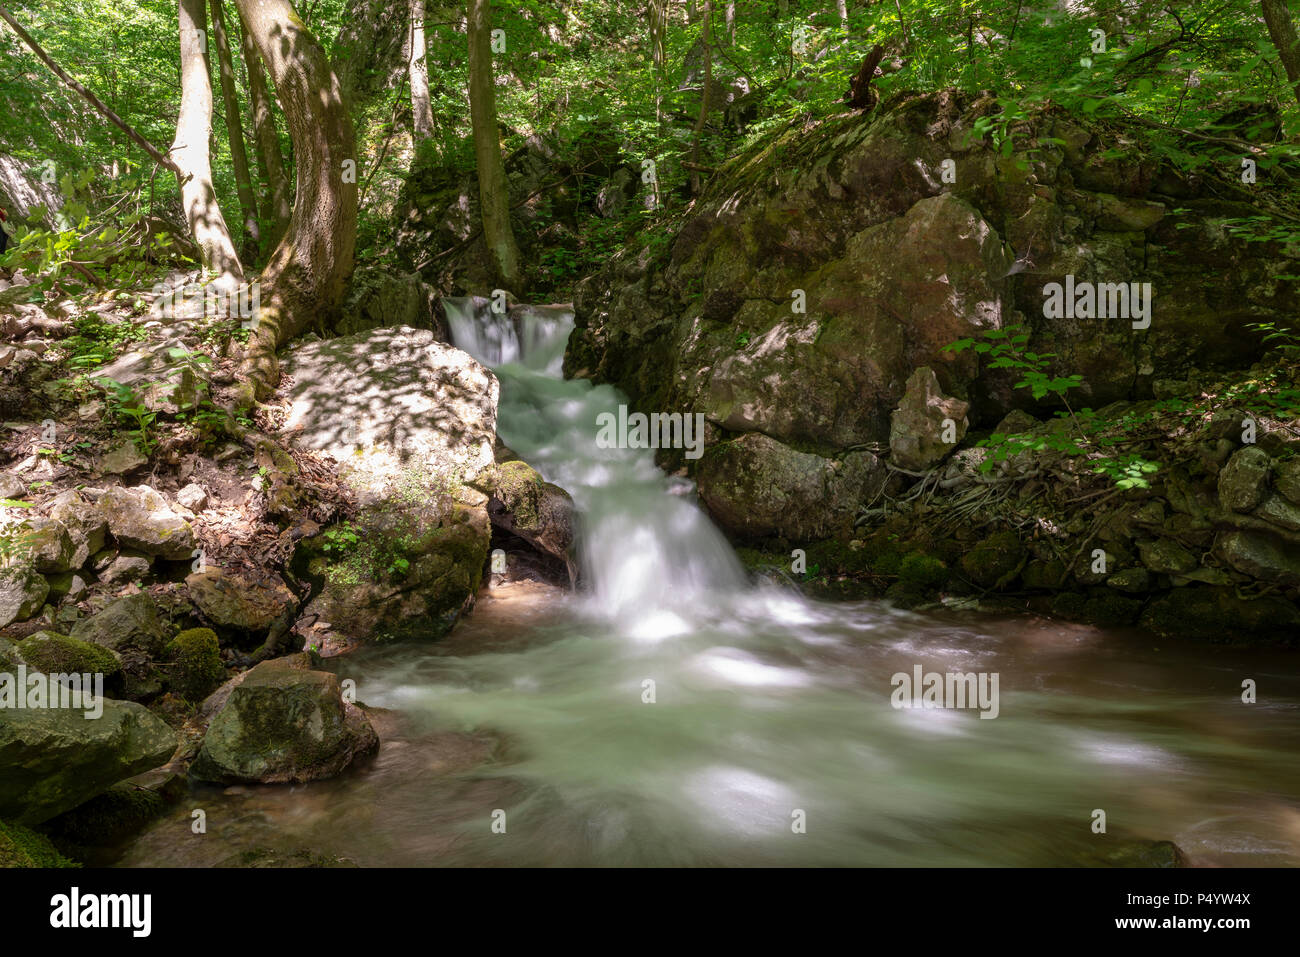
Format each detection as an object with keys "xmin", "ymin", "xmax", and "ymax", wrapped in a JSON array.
[
  {"xmin": 165, "ymin": 628, "xmax": 226, "ymax": 700},
  {"xmin": 16, "ymin": 632, "xmax": 122, "ymax": 681},
  {"xmin": 734, "ymin": 547, "xmax": 789, "ymax": 573},
  {"xmin": 960, "ymin": 530, "xmax": 1025, "ymax": 589},
  {"xmin": 898, "ymin": 552, "xmax": 949, "ymax": 590},
  {"xmin": 44, "ymin": 783, "xmax": 167, "ymax": 849},
  {"xmin": 1051, "ymin": 592, "xmax": 1088, "ymax": 620},
  {"xmin": 0, "ymin": 819, "xmax": 79, "ymax": 868},
  {"xmin": 805, "ymin": 539, "xmax": 873, "ymax": 577}
]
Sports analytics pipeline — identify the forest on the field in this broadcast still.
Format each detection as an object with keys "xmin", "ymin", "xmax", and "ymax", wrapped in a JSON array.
[{"xmin": 0, "ymin": 0, "xmax": 1299, "ymax": 882}]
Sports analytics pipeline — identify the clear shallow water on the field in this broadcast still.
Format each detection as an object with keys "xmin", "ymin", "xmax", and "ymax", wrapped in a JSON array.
[{"xmin": 115, "ymin": 301, "xmax": 1300, "ymax": 868}]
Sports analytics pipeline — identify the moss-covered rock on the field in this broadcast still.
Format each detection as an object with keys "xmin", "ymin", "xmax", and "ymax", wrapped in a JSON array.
[
  {"xmin": 1141, "ymin": 586, "xmax": 1300, "ymax": 643},
  {"xmin": 300, "ymin": 498, "xmax": 490, "ymax": 643},
  {"xmin": 44, "ymin": 782, "xmax": 168, "ymax": 850},
  {"xmin": 960, "ymin": 530, "xmax": 1025, "ymax": 589},
  {"xmin": 479, "ymin": 460, "xmax": 575, "ymax": 567},
  {"xmin": 69, "ymin": 593, "xmax": 171, "ymax": 657},
  {"xmin": 0, "ymin": 819, "xmax": 78, "ymax": 868},
  {"xmin": 191, "ymin": 657, "xmax": 379, "ymax": 784},
  {"xmin": 164, "ymin": 628, "xmax": 225, "ymax": 701},
  {"xmin": 16, "ymin": 632, "xmax": 122, "ymax": 684},
  {"xmin": 0, "ymin": 698, "xmax": 177, "ymax": 824},
  {"xmin": 898, "ymin": 552, "xmax": 949, "ymax": 590}
]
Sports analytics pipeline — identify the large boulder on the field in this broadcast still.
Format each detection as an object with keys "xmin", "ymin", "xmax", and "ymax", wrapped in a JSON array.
[
  {"xmin": 70, "ymin": 593, "xmax": 172, "ymax": 657},
  {"xmin": 190, "ymin": 658, "xmax": 378, "ymax": 784},
  {"xmin": 568, "ymin": 90, "xmax": 1300, "ymax": 459},
  {"xmin": 696, "ymin": 432, "xmax": 885, "ymax": 541},
  {"xmin": 185, "ymin": 567, "xmax": 296, "ymax": 642},
  {"xmin": 477, "ymin": 460, "xmax": 575, "ymax": 568},
  {"xmin": 281, "ymin": 326, "xmax": 498, "ymax": 497},
  {"xmin": 0, "ymin": 699, "xmax": 178, "ymax": 824},
  {"xmin": 96, "ymin": 485, "xmax": 196, "ymax": 559},
  {"xmin": 16, "ymin": 632, "xmax": 123, "ymax": 686},
  {"xmin": 297, "ymin": 497, "xmax": 490, "ymax": 643}
]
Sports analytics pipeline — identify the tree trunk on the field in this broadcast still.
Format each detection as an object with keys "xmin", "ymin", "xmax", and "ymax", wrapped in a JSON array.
[
  {"xmin": 172, "ymin": 0, "xmax": 244, "ymax": 284},
  {"xmin": 725, "ymin": 1, "xmax": 735, "ymax": 43},
  {"xmin": 1262, "ymin": 0, "xmax": 1300, "ymax": 107},
  {"xmin": 209, "ymin": 0, "xmax": 260, "ymax": 259},
  {"xmin": 239, "ymin": 17, "xmax": 292, "ymax": 247},
  {"xmin": 837, "ymin": 0, "xmax": 850, "ymax": 32},
  {"xmin": 690, "ymin": 1, "xmax": 714, "ymax": 195},
  {"xmin": 233, "ymin": 0, "xmax": 359, "ymax": 404},
  {"xmin": 0, "ymin": 3, "xmax": 180, "ymax": 175},
  {"xmin": 410, "ymin": 0, "xmax": 435, "ymax": 141},
  {"xmin": 468, "ymin": 0, "xmax": 521, "ymax": 287}
]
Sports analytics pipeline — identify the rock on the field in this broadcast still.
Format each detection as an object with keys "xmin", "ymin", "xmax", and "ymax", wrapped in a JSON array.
[
  {"xmin": 1141, "ymin": 585, "xmax": 1300, "ymax": 641},
  {"xmin": 191, "ymin": 658, "xmax": 378, "ymax": 784},
  {"xmin": 16, "ymin": 632, "xmax": 123, "ymax": 686},
  {"xmin": 889, "ymin": 366, "xmax": 970, "ymax": 471},
  {"xmin": 45, "ymin": 571, "xmax": 89, "ymax": 603},
  {"xmin": 99, "ymin": 551, "xmax": 153, "ymax": 585},
  {"xmin": 1215, "ymin": 530, "xmax": 1300, "ymax": 586},
  {"xmin": 90, "ymin": 337, "xmax": 210, "ymax": 414},
  {"xmin": 1276, "ymin": 458, "xmax": 1300, "ymax": 506},
  {"xmin": 0, "ymin": 564, "xmax": 48, "ymax": 627},
  {"xmin": 992, "ymin": 409, "xmax": 1040, "ymax": 436},
  {"xmin": 1254, "ymin": 493, "xmax": 1300, "ymax": 532},
  {"xmin": 1106, "ymin": 567, "xmax": 1151, "ymax": 594},
  {"xmin": 98, "ymin": 485, "xmax": 196, "ymax": 559},
  {"xmin": 99, "ymin": 438, "xmax": 148, "ymax": 475},
  {"xmin": 1217, "ymin": 447, "xmax": 1271, "ymax": 512},
  {"xmin": 960, "ymin": 530, "xmax": 1025, "ymax": 589},
  {"xmin": 70, "ymin": 593, "xmax": 172, "ymax": 657},
  {"xmin": 185, "ymin": 567, "xmax": 296, "ymax": 641},
  {"xmin": 0, "ymin": 820, "xmax": 78, "ymax": 868},
  {"xmin": 47, "ymin": 489, "xmax": 109, "ymax": 566},
  {"xmin": 0, "ymin": 698, "xmax": 177, "ymax": 824},
  {"xmin": 281, "ymin": 326, "xmax": 498, "ymax": 497},
  {"xmin": 1081, "ymin": 839, "xmax": 1188, "ymax": 868},
  {"xmin": 24, "ymin": 517, "xmax": 75, "ymax": 573},
  {"xmin": 164, "ymin": 627, "xmax": 226, "ymax": 701},
  {"xmin": 299, "ymin": 498, "xmax": 490, "ymax": 643},
  {"xmin": 337, "ymin": 268, "xmax": 448, "ymax": 340},
  {"xmin": 570, "ymin": 92, "xmax": 1298, "ymax": 456},
  {"xmin": 1137, "ymin": 538, "xmax": 1197, "ymax": 575},
  {"xmin": 478, "ymin": 461, "xmax": 575, "ymax": 569},
  {"xmin": 176, "ymin": 483, "xmax": 208, "ymax": 512},
  {"xmin": 696, "ymin": 432, "xmax": 886, "ymax": 541},
  {"xmin": 0, "ymin": 472, "xmax": 24, "ymax": 500},
  {"xmin": 0, "ymin": 636, "xmax": 23, "ymax": 671}
]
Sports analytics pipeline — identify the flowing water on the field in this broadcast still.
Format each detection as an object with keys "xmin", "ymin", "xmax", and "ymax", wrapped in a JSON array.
[{"xmin": 116, "ymin": 300, "xmax": 1300, "ymax": 868}]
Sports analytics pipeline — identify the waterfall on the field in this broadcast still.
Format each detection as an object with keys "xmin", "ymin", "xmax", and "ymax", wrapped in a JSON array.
[{"xmin": 442, "ymin": 296, "xmax": 746, "ymax": 639}]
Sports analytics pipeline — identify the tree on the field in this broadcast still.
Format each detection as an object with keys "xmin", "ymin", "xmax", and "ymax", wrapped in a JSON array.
[
  {"xmin": 467, "ymin": 0, "xmax": 521, "ymax": 288},
  {"xmin": 0, "ymin": 3, "xmax": 180, "ymax": 175},
  {"xmin": 240, "ymin": 19, "xmax": 291, "ymax": 248},
  {"xmin": 689, "ymin": 0, "xmax": 714, "ymax": 195},
  {"xmin": 409, "ymin": 0, "xmax": 435, "ymax": 142},
  {"xmin": 172, "ymin": 0, "xmax": 244, "ymax": 284},
  {"xmin": 233, "ymin": 0, "xmax": 359, "ymax": 403},
  {"xmin": 210, "ymin": 0, "xmax": 260, "ymax": 259},
  {"xmin": 1262, "ymin": 0, "xmax": 1300, "ymax": 107}
]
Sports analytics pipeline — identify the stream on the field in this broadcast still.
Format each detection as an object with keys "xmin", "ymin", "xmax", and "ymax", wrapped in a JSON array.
[{"xmin": 114, "ymin": 301, "xmax": 1300, "ymax": 867}]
